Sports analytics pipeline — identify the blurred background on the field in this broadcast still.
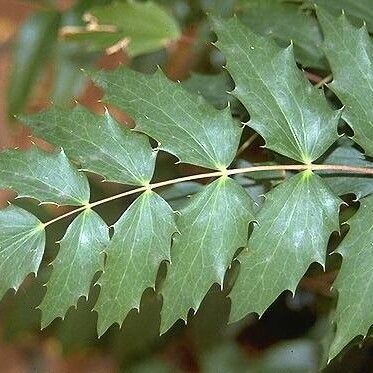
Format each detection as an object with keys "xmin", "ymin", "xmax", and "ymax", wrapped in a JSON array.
[{"xmin": 0, "ymin": 0, "xmax": 372, "ymax": 371}]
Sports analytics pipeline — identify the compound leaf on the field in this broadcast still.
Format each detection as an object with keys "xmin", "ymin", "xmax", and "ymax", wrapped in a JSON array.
[
  {"xmin": 0, "ymin": 147, "xmax": 90, "ymax": 206},
  {"xmin": 90, "ymin": 67, "xmax": 243, "ymax": 170},
  {"xmin": 2, "ymin": 9, "xmax": 372, "ymax": 361},
  {"xmin": 212, "ymin": 16, "xmax": 340, "ymax": 163},
  {"xmin": 317, "ymin": 8, "xmax": 373, "ymax": 157},
  {"xmin": 160, "ymin": 177, "xmax": 255, "ymax": 333},
  {"xmin": 95, "ymin": 191, "xmax": 176, "ymax": 336},
  {"xmin": 0, "ymin": 205, "xmax": 45, "ymax": 299},
  {"xmin": 22, "ymin": 106, "xmax": 156, "ymax": 186},
  {"xmin": 328, "ymin": 195, "xmax": 373, "ymax": 360},
  {"xmin": 229, "ymin": 171, "xmax": 341, "ymax": 322},
  {"xmin": 39, "ymin": 209, "xmax": 109, "ymax": 328}
]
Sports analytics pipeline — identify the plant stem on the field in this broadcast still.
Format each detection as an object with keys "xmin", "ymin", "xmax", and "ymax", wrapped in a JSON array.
[
  {"xmin": 315, "ymin": 74, "xmax": 333, "ymax": 88},
  {"xmin": 236, "ymin": 133, "xmax": 259, "ymax": 156},
  {"xmin": 42, "ymin": 163, "xmax": 373, "ymax": 228}
]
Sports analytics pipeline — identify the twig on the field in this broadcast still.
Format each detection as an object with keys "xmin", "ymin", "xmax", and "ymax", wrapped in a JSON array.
[
  {"xmin": 42, "ymin": 163, "xmax": 373, "ymax": 228},
  {"xmin": 236, "ymin": 133, "xmax": 259, "ymax": 156},
  {"xmin": 315, "ymin": 74, "xmax": 333, "ymax": 88}
]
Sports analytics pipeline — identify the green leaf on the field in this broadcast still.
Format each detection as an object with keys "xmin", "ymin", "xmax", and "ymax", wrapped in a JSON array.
[
  {"xmin": 39, "ymin": 209, "xmax": 109, "ymax": 328},
  {"xmin": 52, "ymin": 49, "xmax": 91, "ymax": 105},
  {"xmin": 64, "ymin": 1, "xmax": 180, "ymax": 57},
  {"xmin": 91, "ymin": 67, "xmax": 242, "ymax": 170},
  {"xmin": 94, "ymin": 191, "xmax": 176, "ymax": 336},
  {"xmin": 182, "ymin": 72, "xmax": 245, "ymax": 118},
  {"xmin": 328, "ymin": 194, "xmax": 373, "ymax": 360},
  {"xmin": 7, "ymin": 10, "xmax": 60, "ymax": 116},
  {"xmin": 182, "ymin": 72, "xmax": 235, "ymax": 110},
  {"xmin": 52, "ymin": 7, "xmax": 94, "ymax": 105},
  {"xmin": 201, "ymin": 0, "xmax": 236, "ymax": 17},
  {"xmin": 211, "ymin": 16, "xmax": 340, "ymax": 164},
  {"xmin": 22, "ymin": 106, "xmax": 156, "ymax": 186},
  {"xmin": 0, "ymin": 205, "xmax": 45, "ymax": 299},
  {"xmin": 317, "ymin": 8, "xmax": 373, "ymax": 157},
  {"xmin": 229, "ymin": 171, "xmax": 341, "ymax": 322},
  {"xmin": 160, "ymin": 177, "xmax": 255, "ymax": 332},
  {"xmin": 239, "ymin": 0, "xmax": 327, "ymax": 69},
  {"xmin": 236, "ymin": 160, "xmax": 286, "ymax": 182},
  {"xmin": 321, "ymin": 140, "xmax": 373, "ymax": 199},
  {"xmin": 234, "ymin": 160, "xmax": 287, "ymax": 205},
  {"xmin": 313, "ymin": 0, "xmax": 373, "ymax": 33},
  {"xmin": 0, "ymin": 147, "xmax": 90, "ymax": 206},
  {"xmin": 159, "ymin": 182, "xmax": 204, "ymax": 210}
]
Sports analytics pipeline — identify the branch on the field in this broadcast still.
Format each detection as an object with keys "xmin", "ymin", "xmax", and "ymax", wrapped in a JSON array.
[{"xmin": 43, "ymin": 163, "xmax": 373, "ymax": 227}]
